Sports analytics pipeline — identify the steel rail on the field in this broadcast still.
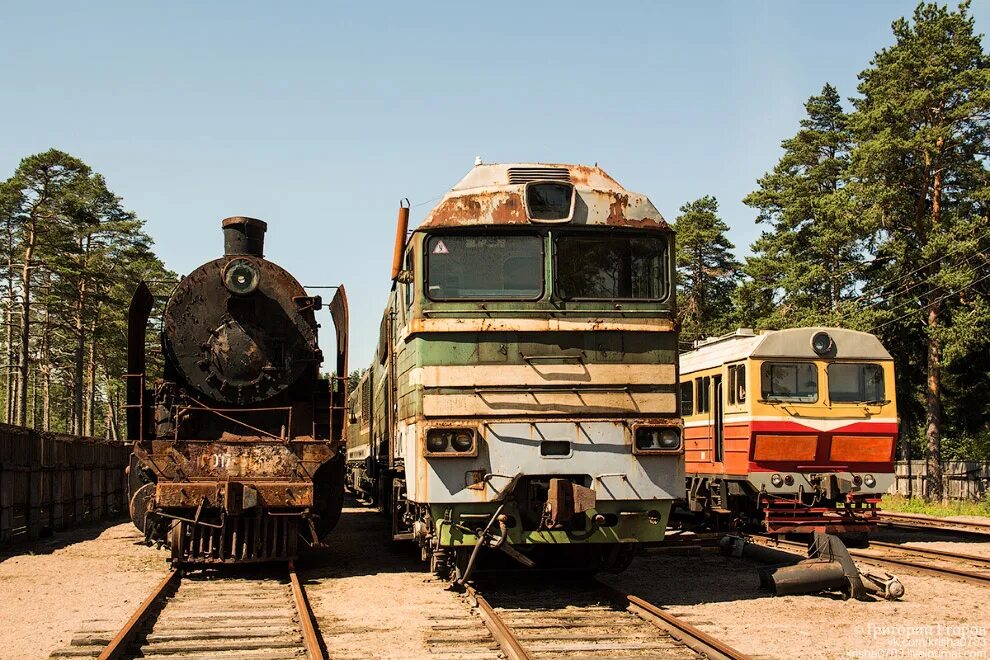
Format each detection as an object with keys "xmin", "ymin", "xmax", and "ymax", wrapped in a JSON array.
[
  {"xmin": 755, "ymin": 536, "xmax": 990, "ymax": 586},
  {"xmin": 98, "ymin": 568, "xmax": 181, "ymax": 660},
  {"xmin": 464, "ymin": 584, "xmax": 532, "ymax": 660},
  {"xmin": 288, "ymin": 560, "xmax": 326, "ymax": 659},
  {"xmin": 596, "ymin": 580, "xmax": 752, "ymax": 660},
  {"xmin": 868, "ymin": 540, "xmax": 990, "ymax": 566},
  {"xmin": 879, "ymin": 512, "xmax": 990, "ymax": 534}
]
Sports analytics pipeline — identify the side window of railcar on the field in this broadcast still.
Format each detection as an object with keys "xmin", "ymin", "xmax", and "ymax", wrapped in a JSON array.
[
  {"xmin": 760, "ymin": 362, "xmax": 817, "ymax": 402},
  {"xmin": 695, "ymin": 376, "xmax": 710, "ymax": 413},
  {"xmin": 425, "ymin": 233, "xmax": 543, "ymax": 300},
  {"xmin": 404, "ymin": 249, "xmax": 414, "ymax": 310},
  {"xmin": 680, "ymin": 382, "xmax": 693, "ymax": 416},
  {"xmin": 728, "ymin": 364, "xmax": 746, "ymax": 404}
]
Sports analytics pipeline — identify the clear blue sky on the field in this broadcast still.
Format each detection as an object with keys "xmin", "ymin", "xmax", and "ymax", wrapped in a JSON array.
[{"xmin": 2, "ymin": 1, "xmax": 987, "ymax": 365}]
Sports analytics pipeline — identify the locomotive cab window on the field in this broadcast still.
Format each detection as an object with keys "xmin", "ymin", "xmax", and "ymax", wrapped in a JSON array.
[
  {"xmin": 426, "ymin": 233, "xmax": 543, "ymax": 300},
  {"xmin": 828, "ymin": 362, "xmax": 885, "ymax": 403},
  {"xmin": 555, "ymin": 231, "xmax": 668, "ymax": 300},
  {"xmin": 760, "ymin": 362, "xmax": 818, "ymax": 403}
]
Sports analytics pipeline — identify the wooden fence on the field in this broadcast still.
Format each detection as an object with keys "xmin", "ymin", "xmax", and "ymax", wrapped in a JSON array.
[
  {"xmin": 0, "ymin": 423, "xmax": 130, "ymax": 548},
  {"xmin": 890, "ymin": 460, "xmax": 990, "ymax": 501}
]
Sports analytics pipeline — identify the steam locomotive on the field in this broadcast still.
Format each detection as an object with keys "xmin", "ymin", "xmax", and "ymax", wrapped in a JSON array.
[{"xmin": 126, "ymin": 217, "xmax": 349, "ymax": 564}]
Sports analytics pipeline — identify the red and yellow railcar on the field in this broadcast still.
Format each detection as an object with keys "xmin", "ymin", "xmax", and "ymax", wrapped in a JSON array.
[{"xmin": 680, "ymin": 327, "xmax": 897, "ymax": 538}]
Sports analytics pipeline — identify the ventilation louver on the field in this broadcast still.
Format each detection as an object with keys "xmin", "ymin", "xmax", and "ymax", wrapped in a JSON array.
[{"xmin": 507, "ymin": 167, "xmax": 571, "ymax": 184}]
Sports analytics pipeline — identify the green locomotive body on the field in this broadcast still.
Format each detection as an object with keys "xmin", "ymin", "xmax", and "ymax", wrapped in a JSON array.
[{"xmin": 347, "ymin": 163, "xmax": 682, "ymax": 577}]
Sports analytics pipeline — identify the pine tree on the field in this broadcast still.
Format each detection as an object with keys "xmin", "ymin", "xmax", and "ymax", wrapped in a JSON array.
[
  {"xmin": 848, "ymin": 1, "xmax": 990, "ymax": 499},
  {"xmin": 673, "ymin": 196, "xmax": 740, "ymax": 343},
  {"xmin": 738, "ymin": 83, "xmax": 865, "ymax": 328}
]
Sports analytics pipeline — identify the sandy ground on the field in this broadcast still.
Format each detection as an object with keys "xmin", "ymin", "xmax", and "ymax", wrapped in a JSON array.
[
  {"xmin": 604, "ymin": 548, "xmax": 989, "ymax": 660},
  {"xmin": 301, "ymin": 505, "xmax": 489, "ymax": 659},
  {"xmin": 0, "ymin": 522, "xmax": 170, "ymax": 659},
  {"xmin": 2, "ymin": 506, "xmax": 988, "ymax": 660}
]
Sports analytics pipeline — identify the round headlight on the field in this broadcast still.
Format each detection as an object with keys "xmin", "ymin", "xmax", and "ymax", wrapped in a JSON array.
[
  {"xmin": 811, "ymin": 331, "xmax": 833, "ymax": 356},
  {"xmin": 852, "ymin": 475, "xmax": 863, "ymax": 486},
  {"xmin": 426, "ymin": 431, "xmax": 448, "ymax": 453},
  {"xmin": 864, "ymin": 474, "xmax": 876, "ymax": 488},
  {"xmin": 451, "ymin": 431, "xmax": 474, "ymax": 453},
  {"xmin": 223, "ymin": 259, "xmax": 260, "ymax": 295},
  {"xmin": 783, "ymin": 475, "xmax": 794, "ymax": 486},
  {"xmin": 659, "ymin": 428, "xmax": 681, "ymax": 449},
  {"xmin": 770, "ymin": 473, "xmax": 784, "ymax": 488}
]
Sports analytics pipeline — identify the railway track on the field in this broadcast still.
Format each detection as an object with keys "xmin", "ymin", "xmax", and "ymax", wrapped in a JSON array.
[
  {"xmin": 879, "ymin": 512, "xmax": 990, "ymax": 536},
  {"xmin": 50, "ymin": 562, "xmax": 324, "ymax": 659},
  {"xmin": 446, "ymin": 578, "xmax": 750, "ymax": 659},
  {"xmin": 751, "ymin": 535, "xmax": 990, "ymax": 587}
]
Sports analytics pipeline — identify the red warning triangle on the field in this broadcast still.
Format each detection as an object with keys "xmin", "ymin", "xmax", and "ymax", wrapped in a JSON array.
[{"xmin": 432, "ymin": 240, "xmax": 449, "ymax": 255}]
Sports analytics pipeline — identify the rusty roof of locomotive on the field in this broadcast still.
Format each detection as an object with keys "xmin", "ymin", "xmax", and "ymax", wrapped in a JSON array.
[{"xmin": 418, "ymin": 162, "xmax": 670, "ymax": 230}]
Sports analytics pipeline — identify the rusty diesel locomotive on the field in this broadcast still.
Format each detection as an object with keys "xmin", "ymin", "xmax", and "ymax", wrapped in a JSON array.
[
  {"xmin": 126, "ymin": 217, "xmax": 349, "ymax": 564},
  {"xmin": 346, "ymin": 162, "xmax": 683, "ymax": 580}
]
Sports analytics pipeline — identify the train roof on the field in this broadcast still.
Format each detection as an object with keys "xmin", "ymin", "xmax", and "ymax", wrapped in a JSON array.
[
  {"xmin": 679, "ymin": 327, "xmax": 893, "ymax": 374},
  {"xmin": 419, "ymin": 162, "xmax": 670, "ymax": 231}
]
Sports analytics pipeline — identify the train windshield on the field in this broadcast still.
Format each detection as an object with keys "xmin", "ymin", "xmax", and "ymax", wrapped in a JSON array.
[
  {"xmin": 555, "ymin": 232, "xmax": 668, "ymax": 300},
  {"xmin": 760, "ymin": 362, "xmax": 818, "ymax": 402},
  {"xmin": 828, "ymin": 363, "xmax": 886, "ymax": 403},
  {"xmin": 425, "ymin": 233, "xmax": 544, "ymax": 300}
]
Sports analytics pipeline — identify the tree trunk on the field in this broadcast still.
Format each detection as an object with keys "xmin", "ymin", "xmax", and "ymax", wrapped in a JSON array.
[
  {"xmin": 86, "ymin": 316, "xmax": 97, "ymax": 436},
  {"xmin": 925, "ymin": 154, "xmax": 944, "ymax": 501},
  {"xmin": 17, "ymin": 227, "xmax": 34, "ymax": 426}
]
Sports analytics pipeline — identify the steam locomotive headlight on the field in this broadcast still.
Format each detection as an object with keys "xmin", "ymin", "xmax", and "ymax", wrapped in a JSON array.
[
  {"xmin": 451, "ymin": 431, "xmax": 475, "ymax": 453},
  {"xmin": 223, "ymin": 259, "xmax": 260, "ymax": 295},
  {"xmin": 634, "ymin": 426, "xmax": 681, "ymax": 453},
  {"xmin": 864, "ymin": 474, "xmax": 876, "ymax": 488},
  {"xmin": 770, "ymin": 473, "xmax": 784, "ymax": 488}
]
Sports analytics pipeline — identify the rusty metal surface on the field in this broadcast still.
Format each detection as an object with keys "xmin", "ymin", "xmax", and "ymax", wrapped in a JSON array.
[
  {"xmin": 596, "ymin": 579, "xmax": 752, "ymax": 660},
  {"xmin": 163, "ymin": 256, "xmax": 320, "ymax": 406},
  {"xmin": 98, "ymin": 568, "xmax": 180, "ymax": 660},
  {"xmin": 465, "ymin": 585, "xmax": 532, "ymax": 660},
  {"xmin": 419, "ymin": 163, "xmax": 670, "ymax": 231},
  {"xmin": 289, "ymin": 561, "xmax": 327, "ymax": 659},
  {"xmin": 169, "ymin": 516, "xmax": 299, "ymax": 564},
  {"xmin": 155, "ymin": 481, "xmax": 314, "ymax": 508}
]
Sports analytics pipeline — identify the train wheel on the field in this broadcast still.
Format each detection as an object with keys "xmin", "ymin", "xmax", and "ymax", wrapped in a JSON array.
[
  {"xmin": 600, "ymin": 544, "xmax": 637, "ymax": 574},
  {"xmin": 430, "ymin": 547, "xmax": 452, "ymax": 580},
  {"xmin": 129, "ymin": 483, "xmax": 155, "ymax": 534}
]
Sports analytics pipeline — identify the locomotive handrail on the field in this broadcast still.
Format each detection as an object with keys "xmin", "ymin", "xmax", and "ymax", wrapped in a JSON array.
[
  {"xmin": 521, "ymin": 354, "xmax": 585, "ymax": 363},
  {"xmin": 175, "ymin": 396, "xmax": 293, "ymax": 442},
  {"xmin": 473, "ymin": 385, "xmax": 629, "ymax": 393}
]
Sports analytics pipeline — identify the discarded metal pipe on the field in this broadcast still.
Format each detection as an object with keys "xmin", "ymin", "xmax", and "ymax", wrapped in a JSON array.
[
  {"xmin": 760, "ymin": 560, "xmax": 847, "ymax": 595},
  {"xmin": 720, "ymin": 535, "xmax": 800, "ymax": 566},
  {"xmin": 391, "ymin": 199, "xmax": 410, "ymax": 280}
]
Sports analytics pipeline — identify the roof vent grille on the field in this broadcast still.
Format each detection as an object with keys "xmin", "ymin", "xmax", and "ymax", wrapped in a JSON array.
[{"xmin": 507, "ymin": 167, "xmax": 571, "ymax": 184}]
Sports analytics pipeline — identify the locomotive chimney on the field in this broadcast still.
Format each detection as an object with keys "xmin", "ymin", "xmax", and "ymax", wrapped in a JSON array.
[{"xmin": 222, "ymin": 216, "xmax": 268, "ymax": 257}]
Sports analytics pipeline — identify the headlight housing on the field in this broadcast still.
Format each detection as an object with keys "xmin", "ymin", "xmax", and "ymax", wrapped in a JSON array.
[
  {"xmin": 425, "ymin": 428, "xmax": 477, "ymax": 456},
  {"xmin": 770, "ymin": 473, "xmax": 784, "ymax": 488},
  {"xmin": 223, "ymin": 258, "xmax": 260, "ymax": 295},
  {"xmin": 864, "ymin": 474, "xmax": 876, "ymax": 488},
  {"xmin": 633, "ymin": 426, "xmax": 681, "ymax": 453}
]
